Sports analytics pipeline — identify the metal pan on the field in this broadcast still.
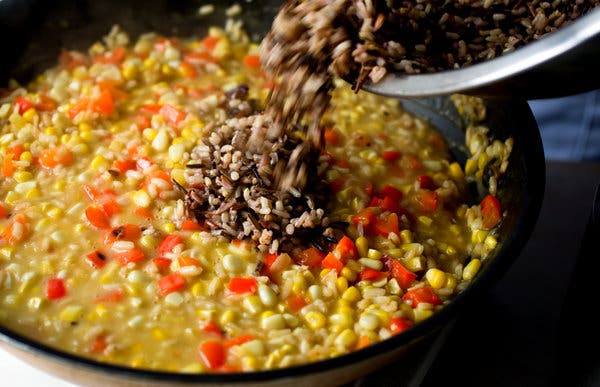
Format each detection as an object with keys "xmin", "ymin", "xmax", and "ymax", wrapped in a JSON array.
[{"xmin": 0, "ymin": 1, "xmax": 546, "ymax": 385}]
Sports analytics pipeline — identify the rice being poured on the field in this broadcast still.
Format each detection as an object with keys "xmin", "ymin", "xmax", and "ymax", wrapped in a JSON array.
[{"xmin": 184, "ymin": 0, "xmax": 598, "ymax": 250}]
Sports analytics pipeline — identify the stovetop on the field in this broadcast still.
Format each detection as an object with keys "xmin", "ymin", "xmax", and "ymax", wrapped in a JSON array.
[{"xmin": 1, "ymin": 161, "xmax": 598, "ymax": 387}]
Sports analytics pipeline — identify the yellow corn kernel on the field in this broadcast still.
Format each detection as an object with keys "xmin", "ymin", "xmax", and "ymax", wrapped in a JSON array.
[
  {"xmin": 261, "ymin": 313, "xmax": 286, "ymax": 330},
  {"xmin": 19, "ymin": 151, "xmax": 33, "ymax": 162},
  {"xmin": 340, "ymin": 267, "xmax": 357, "ymax": 282},
  {"xmin": 152, "ymin": 328, "xmax": 166, "ymax": 340},
  {"xmin": 95, "ymin": 304, "xmax": 108, "ymax": 318},
  {"xmin": 329, "ymin": 313, "xmax": 353, "ymax": 329},
  {"xmin": 444, "ymin": 275, "xmax": 457, "ymax": 291},
  {"xmin": 220, "ymin": 309, "xmax": 236, "ymax": 325},
  {"xmin": 47, "ymin": 207, "xmax": 63, "ymax": 219},
  {"xmin": 342, "ymin": 286, "xmax": 361, "ymax": 302},
  {"xmin": 371, "ymin": 309, "xmax": 390, "ymax": 327},
  {"xmin": 446, "ymin": 245, "xmax": 457, "ymax": 256},
  {"xmin": 425, "ymin": 268, "xmax": 447, "ymax": 290},
  {"xmin": 463, "ymin": 259, "xmax": 481, "ymax": 280},
  {"xmin": 472, "ymin": 230, "xmax": 488, "ymax": 244},
  {"xmin": 143, "ymin": 57, "xmax": 157, "ymax": 71},
  {"xmin": 335, "ymin": 276, "xmax": 348, "ymax": 293},
  {"xmin": 181, "ymin": 127, "xmax": 195, "ymax": 140},
  {"xmin": 484, "ymin": 235, "xmax": 498, "ymax": 249},
  {"xmin": 90, "ymin": 155, "xmax": 109, "ymax": 170},
  {"xmin": 465, "ymin": 158, "xmax": 477, "ymax": 175},
  {"xmin": 355, "ymin": 236, "xmax": 369, "ymax": 258},
  {"xmin": 191, "ymin": 282, "xmax": 203, "ymax": 297},
  {"xmin": 78, "ymin": 122, "xmax": 92, "ymax": 132},
  {"xmin": 132, "ymin": 189, "xmax": 151, "ymax": 208},
  {"xmin": 123, "ymin": 64, "xmax": 138, "ymax": 80},
  {"xmin": 478, "ymin": 152, "xmax": 490, "ymax": 170},
  {"xmin": 292, "ymin": 273, "xmax": 306, "ymax": 294},
  {"xmin": 0, "ymin": 247, "xmax": 13, "ymax": 260},
  {"xmin": 334, "ymin": 329, "xmax": 358, "ymax": 349},
  {"xmin": 448, "ymin": 162, "xmax": 464, "ymax": 180},
  {"xmin": 243, "ymin": 295, "xmax": 263, "ymax": 314},
  {"xmin": 389, "ymin": 230, "xmax": 406, "ymax": 245},
  {"xmin": 25, "ymin": 188, "xmax": 40, "ymax": 198},
  {"xmin": 22, "ymin": 108, "xmax": 37, "ymax": 122},
  {"xmin": 414, "ymin": 308, "xmax": 434, "ymax": 323},
  {"xmin": 59, "ymin": 305, "xmax": 83, "ymax": 323},
  {"xmin": 418, "ymin": 216, "xmax": 433, "ymax": 227},
  {"xmin": 13, "ymin": 171, "xmax": 33, "ymax": 183},
  {"xmin": 162, "ymin": 222, "xmax": 176, "ymax": 234},
  {"xmin": 367, "ymin": 249, "xmax": 382, "ymax": 260},
  {"xmin": 143, "ymin": 128, "xmax": 157, "ymax": 142}
]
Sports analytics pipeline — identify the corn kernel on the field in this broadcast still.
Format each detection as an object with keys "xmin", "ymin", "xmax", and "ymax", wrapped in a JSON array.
[
  {"xmin": 367, "ymin": 249, "xmax": 382, "ymax": 260},
  {"xmin": 472, "ymin": 230, "xmax": 488, "ymax": 244},
  {"xmin": 465, "ymin": 158, "xmax": 477, "ymax": 175},
  {"xmin": 484, "ymin": 235, "xmax": 498, "ymax": 249},
  {"xmin": 418, "ymin": 216, "xmax": 433, "ymax": 227},
  {"xmin": 13, "ymin": 171, "xmax": 33, "ymax": 182},
  {"xmin": 0, "ymin": 247, "xmax": 13, "ymax": 259},
  {"xmin": 334, "ymin": 329, "xmax": 358, "ymax": 349},
  {"xmin": 292, "ymin": 273, "xmax": 306, "ymax": 294},
  {"xmin": 123, "ymin": 64, "xmax": 138, "ymax": 80},
  {"xmin": 448, "ymin": 162, "xmax": 464, "ymax": 180},
  {"xmin": 414, "ymin": 308, "xmax": 434, "ymax": 323},
  {"xmin": 59, "ymin": 305, "xmax": 83, "ymax": 323},
  {"xmin": 425, "ymin": 268, "xmax": 447, "ymax": 289},
  {"xmin": 444, "ymin": 275, "xmax": 457, "ymax": 291},
  {"xmin": 95, "ymin": 304, "xmax": 108, "ymax": 318},
  {"xmin": 220, "ymin": 309, "xmax": 236, "ymax": 325},
  {"xmin": 358, "ymin": 313, "xmax": 380, "ymax": 331},
  {"xmin": 329, "ymin": 313, "xmax": 353, "ymax": 328},
  {"xmin": 152, "ymin": 328, "xmax": 166, "ymax": 340},
  {"xmin": 463, "ymin": 259, "xmax": 481, "ymax": 280},
  {"xmin": 25, "ymin": 188, "xmax": 40, "ymax": 198},
  {"xmin": 261, "ymin": 313, "xmax": 286, "ymax": 330},
  {"xmin": 304, "ymin": 311, "xmax": 326, "ymax": 330},
  {"xmin": 335, "ymin": 277, "xmax": 348, "ymax": 293},
  {"xmin": 90, "ymin": 155, "xmax": 109, "ymax": 170},
  {"xmin": 19, "ymin": 151, "xmax": 33, "ymax": 162},
  {"xmin": 22, "ymin": 108, "xmax": 37, "ymax": 122},
  {"xmin": 243, "ymin": 295, "xmax": 263, "ymax": 314},
  {"xmin": 132, "ymin": 189, "xmax": 151, "ymax": 208},
  {"xmin": 162, "ymin": 222, "xmax": 176, "ymax": 234},
  {"xmin": 340, "ymin": 267, "xmax": 357, "ymax": 282},
  {"xmin": 258, "ymin": 284, "xmax": 277, "ymax": 307},
  {"xmin": 355, "ymin": 236, "xmax": 369, "ymax": 258}
]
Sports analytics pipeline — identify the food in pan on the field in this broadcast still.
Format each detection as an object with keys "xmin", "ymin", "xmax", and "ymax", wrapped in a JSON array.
[{"xmin": 0, "ymin": 24, "xmax": 509, "ymax": 372}]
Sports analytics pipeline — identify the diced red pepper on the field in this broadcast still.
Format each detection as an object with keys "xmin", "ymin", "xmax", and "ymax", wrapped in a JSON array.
[
  {"xmin": 201, "ymin": 320, "xmax": 225, "ymax": 338},
  {"xmin": 85, "ymin": 250, "xmax": 107, "ymax": 269},
  {"xmin": 113, "ymin": 159, "xmax": 137, "ymax": 174},
  {"xmin": 101, "ymin": 199, "xmax": 121, "ymax": 218},
  {"xmin": 113, "ymin": 247, "xmax": 145, "ymax": 266},
  {"xmin": 223, "ymin": 334, "xmax": 255, "ymax": 349},
  {"xmin": 414, "ymin": 190, "xmax": 439, "ymax": 212},
  {"xmin": 285, "ymin": 294, "xmax": 307, "ymax": 312},
  {"xmin": 138, "ymin": 104, "xmax": 162, "ymax": 115},
  {"xmin": 94, "ymin": 47, "xmax": 126, "ymax": 64},
  {"xmin": 158, "ymin": 234, "xmax": 184, "ymax": 256},
  {"xmin": 0, "ymin": 204, "xmax": 7, "ymax": 219},
  {"xmin": 92, "ymin": 90, "xmax": 115, "ymax": 116},
  {"xmin": 201, "ymin": 36, "xmax": 221, "ymax": 51},
  {"xmin": 46, "ymin": 278, "xmax": 66, "ymax": 300},
  {"xmin": 373, "ymin": 212, "xmax": 399, "ymax": 237},
  {"xmin": 402, "ymin": 154, "xmax": 422, "ymax": 170},
  {"xmin": 295, "ymin": 247, "xmax": 325, "ymax": 268},
  {"xmin": 334, "ymin": 236, "xmax": 358, "ymax": 261},
  {"xmin": 358, "ymin": 268, "xmax": 387, "ymax": 282},
  {"xmin": 329, "ymin": 178, "xmax": 346, "ymax": 194},
  {"xmin": 379, "ymin": 195, "xmax": 402, "ymax": 213},
  {"xmin": 183, "ymin": 51, "xmax": 218, "ymax": 64},
  {"xmin": 33, "ymin": 94, "xmax": 58, "ymax": 111},
  {"xmin": 181, "ymin": 219, "xmax": 205, "ymax": 231},
  {"xmin": 85, "ymin": 205, "xmax": 111, "ymax": 229},
  {"xmin": 199, "ymin": 340, "xmax": 225, "ymax": 370},
  {"xmin": 417, "ymin": 175, "xmax": 435, "ymax": 190},
  {"xmin": 103, "ymin": 224, "xmax": 141, "ymax": 245},
  {"xmin": 480, "ymin": 194, "xmax": 502, "ymax": 229},
  {"xmin": 158, "ymin": 272, "xmax": 185, "ymax": 296},
  {"xmin": 351, "ymin": 207, "xmax": 378, "ymax": 231},
  {"xmin": 90, "ymin": 334, "xmax": 108, "ymax": 353},
  {"xmin": 389, "ymin": 317, "xmax": 414, "ymax": 334},
  {"xmin": 242, "ymin": 54, "xmax": 261, "ymax": 68},
  {"xmin": 14, "ymin": 96, "xmax": 33, "ymax": 115},
  {"xmin": 160, "ymin": 103, "xmax": 186, "ymax": 126},
  {"xmin": 227, "ymin": 277, "xmax": 258, "ymax": 294},
  {"xmin": 324, "ymin": 128, "xmax": 340, "ymax": 145},
  {"xmin": 387, "ymin": 259, "xmax": 417, "ymax": 289},
  {"xmin": 39, "ymin": 146, "xmax": 73, "ymax": 169},
  {"xmin": 152, "ymin": 257, "xmax": 172, "ymax": 271},
  {"xmin": 178, "ymin": 256, "xmax": 201, "ymax": 267},
  {"xmin": 382, "ymin": 150, "xmax": 402, "ymax": 163},
  {"xmin": 321, "ymin": 252, "xmax": 344, "ymax": 274},
  {"xmin": 402, "ymin": 286, "xmax": 442, "ymax": 307},
  {"xmin": 379, "ymin": 184, "xmax": 403, "ymax": 202},
  {"xmin": 95, "ymin": 288, "xmax": 125, "ymax": 303}
]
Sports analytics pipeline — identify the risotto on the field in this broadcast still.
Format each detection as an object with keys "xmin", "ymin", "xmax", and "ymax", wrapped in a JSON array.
[{"xmin": 0, "ymin": 25, "xmax": 505, "ymax": 372}]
